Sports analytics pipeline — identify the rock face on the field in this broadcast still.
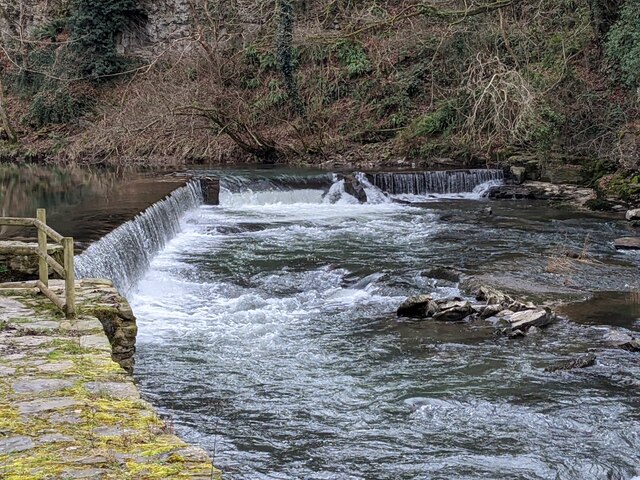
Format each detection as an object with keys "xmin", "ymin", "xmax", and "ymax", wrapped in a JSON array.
[
  {"xmin": 486, "ymin": 182, "xmax": 596, "ymax": 207},
  {"xmin": 613, "ymin": 237, "xmax": 640, "ymax": 250},
  {"xmin": 626, "ymin": 209, "xmax": 640, "ymax": 221}
]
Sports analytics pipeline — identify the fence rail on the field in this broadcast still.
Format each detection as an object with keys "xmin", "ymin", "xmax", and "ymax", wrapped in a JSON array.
[{"xmin": 0, "ymin": 209, "xmax": 75, "ymax": 318}]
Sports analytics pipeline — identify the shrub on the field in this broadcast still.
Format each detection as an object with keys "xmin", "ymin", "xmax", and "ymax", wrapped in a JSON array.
[
  {"xmin": 606, "ymin": 1, "xmax": 640, "ymax": 89},
  {"xmin": 26, "ymin": 86, "xmax": 93, "ymax": 128},
  {"xmin": 335, "ymin": 40, "xmax": 372, "ymax": 77},
  {"xmin": 69, "ymin": 0, "xmax": 144, "ymax": 79}
]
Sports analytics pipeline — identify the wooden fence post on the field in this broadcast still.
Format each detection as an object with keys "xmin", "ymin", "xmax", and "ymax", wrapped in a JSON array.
[
  {"xmin": 36, "ymin": 209, "xmax": 48, "ymax": 287},
  {"xmin": 63, "ymin": 237, "xmax": 75, "ymax": 318}
]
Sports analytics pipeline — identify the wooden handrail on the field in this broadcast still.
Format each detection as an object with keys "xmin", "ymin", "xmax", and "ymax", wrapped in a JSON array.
[{"xmin": 0, "ymin": 209, "xmax": 75, "ymax": 318}]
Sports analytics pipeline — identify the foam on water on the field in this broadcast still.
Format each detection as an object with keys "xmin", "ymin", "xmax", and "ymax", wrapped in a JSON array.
[
  {"xmin": 75, "ymin": 181, "xmax": 202, "ymax": 293},
  {"xmin": 74, "ymin": 168, "xmax": 639, "ymax": 480}
]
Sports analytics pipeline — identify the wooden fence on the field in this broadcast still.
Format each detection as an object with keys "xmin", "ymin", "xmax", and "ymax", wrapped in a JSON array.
[{"xmin": 0, "ymin": 209, "xmax": 75, "ymax": 317}]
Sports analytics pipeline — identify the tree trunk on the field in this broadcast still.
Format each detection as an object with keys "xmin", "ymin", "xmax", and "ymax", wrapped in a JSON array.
[
  {"xmin": 0, "ymin": 75, "xmax": 19, "ymax": 144},
  {"xmin": 276, "ymin": 0, "xmax": 305, "ymax": 117}
]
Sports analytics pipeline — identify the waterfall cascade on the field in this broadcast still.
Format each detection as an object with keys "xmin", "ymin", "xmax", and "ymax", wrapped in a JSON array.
[
  {"xmin": 370, "ymin": 169, "xmax": 504, "ymax": 195},
  {"xmin": 75, "ymin": 181, "xmax": 203, "ymax": 293}
]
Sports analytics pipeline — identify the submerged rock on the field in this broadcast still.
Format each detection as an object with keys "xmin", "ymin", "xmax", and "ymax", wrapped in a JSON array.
[
  {"xmin": 606, "ymin": 332, "xmax": 640, "ymax": 352},
  {"xmin": 613, "ymin": 237, "xmax": 640, "ymax": 250},
  {"xmin": 545, "ymin": 353, "xmax": 597, "ymax": 372}
]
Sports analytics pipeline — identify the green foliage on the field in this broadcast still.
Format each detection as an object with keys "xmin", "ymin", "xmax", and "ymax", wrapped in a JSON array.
[
  {"xmin": 245, "ymin": 46, "xmax": 278, "ymax": 72},
  {"xmin": 524, "ymin": 105, "xmax": 565, "ymax": 150},
  {"xmin": 606, "ymin": 1, "xmax": 640, "ymax": 89},
  {"xmin": 411, "ymin": 102, "xmax": 457, "ymax": 137},
  {"xmin": 253, "ymin": 80, "xmax": 288, "ymax": 110},
  {"xmin": 335, "ymin": 40, "xmax": 372, "ymax": 77},
  {"xmin": 69, "ymin": 0, "xmax": 144, "ymax": 79},
  {"xmin": 584, "ymin": 158, "xmax": 617, "ymax": 185},
  {"xmin": 605, "ymin": 172, "xmax": 640, "ymax": 201},
  {"xmin": 33, "ymin": 18, "xmax": 68, "ymax": 41},
  {"xmin": 26, "ymin": 86, "xmax": 93, "ymax": 128}
]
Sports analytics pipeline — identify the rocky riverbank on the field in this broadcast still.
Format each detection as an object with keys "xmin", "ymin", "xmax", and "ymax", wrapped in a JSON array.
[{"xmin": 0, "ymin": 279, "xmax": 219, "ymax": 480}]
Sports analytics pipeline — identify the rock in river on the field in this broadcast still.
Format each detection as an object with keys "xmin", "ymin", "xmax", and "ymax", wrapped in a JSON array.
[
  {"xmin": 545, "ymin": 353, "xmax": 597, "ymax": 372},
  {"xmin": 626, "ymin": 208, "xmax": 640, "ymax": 221},
  {"xmin": 505, "ymin": 309, "xmax": 554, "ymax": 330},
  {"xmin": 613, "ymin": 237, "xmax": 640, "ymax": 250},
  {"xmin": 397, "ymin": 295, "xmax": 434, "ymax": 318},
  {"xmin": 397, "ymin": 295, "xmax": 473, "ymax": 321},
  {"xmin": 431, "ymin": 299, "xmax": 474, "ymax": 321}
]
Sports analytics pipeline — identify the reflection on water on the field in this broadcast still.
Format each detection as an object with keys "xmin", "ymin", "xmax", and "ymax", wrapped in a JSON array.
[
  {"xmin": 559, "ymin": 291, "xmax": 640, "ymax": 329},
  {"xmin": 0, "ymin": 163, "xmax": 186, "ymax": 245}
]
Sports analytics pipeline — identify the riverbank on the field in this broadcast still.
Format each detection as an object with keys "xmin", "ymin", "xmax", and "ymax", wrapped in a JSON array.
[{"xmin": 0, "ymin": 279, "xmax": 219, "ymax": 480}]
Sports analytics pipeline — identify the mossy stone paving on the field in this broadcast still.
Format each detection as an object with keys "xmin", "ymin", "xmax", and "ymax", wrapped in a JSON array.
[{"xmin": 0, "ymin": 279, "xmax": 220, "ymax": 480}]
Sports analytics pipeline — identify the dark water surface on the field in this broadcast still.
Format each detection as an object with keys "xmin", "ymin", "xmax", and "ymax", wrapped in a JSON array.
[
  {"xmin": 0, "ymin": 163, "xmax": 184, "ymax": 246},
  {"xmin": 123, "ymin": 170, "xmax": 640, "ymax": 480}
]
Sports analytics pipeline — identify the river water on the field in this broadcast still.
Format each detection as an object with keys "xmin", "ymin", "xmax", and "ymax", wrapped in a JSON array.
[{"xmin": 122, "ymin": 170, "xmax": 640, "ymax": 480}]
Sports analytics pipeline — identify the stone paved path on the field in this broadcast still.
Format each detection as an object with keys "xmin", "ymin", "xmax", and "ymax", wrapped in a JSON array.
[{"xmin": 0, "ymin": 280, "xmax": 219, "ymax": 480}]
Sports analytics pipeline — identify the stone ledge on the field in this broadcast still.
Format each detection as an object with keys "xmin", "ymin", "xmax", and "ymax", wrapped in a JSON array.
[{"xmin": 0, "ymin": 279, "xmax": 219, "ymax": 480}]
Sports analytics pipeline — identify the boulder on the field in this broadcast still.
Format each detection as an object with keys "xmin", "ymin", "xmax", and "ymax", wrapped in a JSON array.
[
  {"xmin": 423, "ymin": 266, "xmax": 461, "ymax": 284},
  {"xmin": 626, "ymin": 208, "xmax": 640, "ymax": 221},
  {"xmin": 507, "ymin": 309, "xmax": 554, "ymax": 330},
  {"xmin": 397, "ymin": 295, "xmax": 474, "ymax": 321},
  {"xmin": 475, "ymin": 285, "xmax": 513, "ymax": 305},
  {"xmin": 397, "ymin": 295, "xmax": 434, "ymax": 318},
  {"xmin": 509, "ymin": 166, "xmax": 527, "ymax": 185},
  {"xmin": 613, "ymin": 237, "xmax": 640, "ymax": 250},
  {"xmin": 544, "ymin": 353, "xmax": 597, "ymax": 372},
  {"xmin": 619, "ymin": 339, "xmax": 640, "ymax": 352},
  {"xmin": 431, "ymin": 299, "xmax": 474, "ymax": 322},
  {"xmin": 342, "ymin": 174, "xmax": 367, "ymax": 203}
]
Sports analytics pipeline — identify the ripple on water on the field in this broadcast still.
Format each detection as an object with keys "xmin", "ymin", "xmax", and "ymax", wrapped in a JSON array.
[{"xmin": 132, "ymin": 186, "xmax": 640, "ymax": 480}]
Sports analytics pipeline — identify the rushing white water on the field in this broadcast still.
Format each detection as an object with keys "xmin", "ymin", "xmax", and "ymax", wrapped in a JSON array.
[
  {"xmin": 127, "ymin": 171, "xmax": 640, "ymax": 480},
  {"xmin": 75, "ymin": 181, "xmax": 202, "ymax": 293},
  {"xmin": 371, "ymin": 169, "xmax": 504, "ymax": 196}
]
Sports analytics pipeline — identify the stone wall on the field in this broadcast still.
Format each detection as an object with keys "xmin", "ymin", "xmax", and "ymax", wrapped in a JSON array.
[{"xmin": 0, "ymin": 241, "xmax": 64, "ymax": 282}]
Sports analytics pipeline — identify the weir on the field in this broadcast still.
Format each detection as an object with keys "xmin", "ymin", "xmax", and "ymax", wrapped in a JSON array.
[
  {"xmin": 369, "ymin": 169, "xmax": 504, "ymax": 195},
  {"xmin": 75, "ymin": 180, "xmax": 204, "ymax": 293}
]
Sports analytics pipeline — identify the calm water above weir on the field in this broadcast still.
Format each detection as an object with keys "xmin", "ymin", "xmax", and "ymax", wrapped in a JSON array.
[
  {"xmin": 118, "ymin": 169, "xmax": 640, "ymax": 480},
  {"xmin": 0, "ymin": 163, "xmax": 185, "ymax": 246}
]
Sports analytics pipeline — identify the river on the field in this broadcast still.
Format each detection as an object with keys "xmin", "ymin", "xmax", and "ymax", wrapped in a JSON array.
[{"xmin": 117, "ymin": 169, "xmax": 640, "ymax": 480}]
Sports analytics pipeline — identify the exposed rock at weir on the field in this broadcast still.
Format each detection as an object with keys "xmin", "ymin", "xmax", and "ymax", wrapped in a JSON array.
[{"xmin": 486, "ymin": 182, "xmax": 596, "ymax": 207}]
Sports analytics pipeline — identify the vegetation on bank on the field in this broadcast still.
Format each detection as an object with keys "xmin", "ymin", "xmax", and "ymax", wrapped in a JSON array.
[{"xmin": 0, "ymin": 0, "xmax": 638, "ymax": 202}]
